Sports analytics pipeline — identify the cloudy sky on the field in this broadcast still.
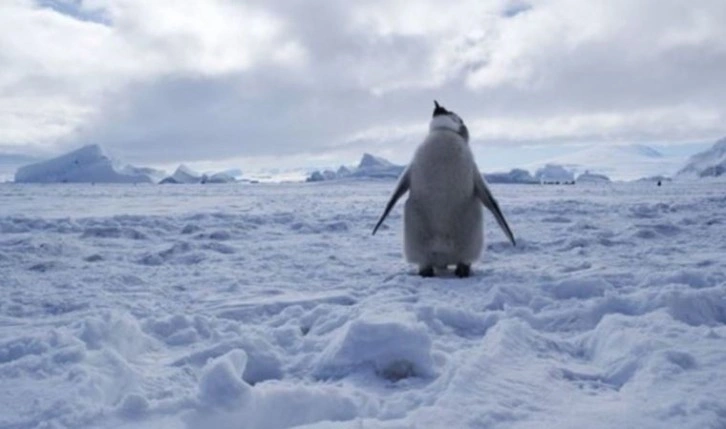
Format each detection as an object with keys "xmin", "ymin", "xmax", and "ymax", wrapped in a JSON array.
[{"xmin": 1, "ymin": 0, "xmax": 725, "ymax": 176}]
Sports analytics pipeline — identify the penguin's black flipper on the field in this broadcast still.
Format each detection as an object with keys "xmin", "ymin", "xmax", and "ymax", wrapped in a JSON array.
[
  {"xmin": 474, "ymin": 173, "xmax": 516, "ymax": 246},
  {"xmin": 372, "ymin": 168, "xmax": 410, "ymax": 235}
]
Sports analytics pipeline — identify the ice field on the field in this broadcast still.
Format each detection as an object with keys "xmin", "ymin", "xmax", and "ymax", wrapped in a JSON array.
[{"xmin": 1, "ymin": 181, "xmax": 725, "ymax": 429}]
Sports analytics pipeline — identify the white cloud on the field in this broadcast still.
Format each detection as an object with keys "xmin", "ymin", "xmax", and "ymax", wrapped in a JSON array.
[
  {"xmin": 1, "ymin": 0, "xmax": 725, "ymax": 172},
  {"xmin": 469, "ymin": 106, "xmax": 723, "ymax": 142},
  {"xmin": 0, "ymin": 0, "xmax": 305, "ymax": 153},
  {"xmin": 0, "ymin": 95, "xmax": 95, "ymax": 149},
  {"xmin": 85, "ymin": 0, "xmax": 307, "ymax": 74}
]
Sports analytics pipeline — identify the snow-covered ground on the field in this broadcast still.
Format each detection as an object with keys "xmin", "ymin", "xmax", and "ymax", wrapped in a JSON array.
[{"xmin": 1, "ymin": 181, "xmax": 725, "ymax": 429}]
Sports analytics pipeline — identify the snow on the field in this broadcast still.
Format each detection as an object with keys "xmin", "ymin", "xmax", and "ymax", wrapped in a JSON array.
[
  {"xmin": 315, "ymin": 315, "xmax": 436, "ymax": 381},
  {"xmin": 1, "ymin": 181, "xmax": 725, "ymax": 429},
  {"xmin": 14, "ymin": 145, "xmax": 153, "ymax": 184},
  {"xmin": 677, "ymin": 137, "xmax": 726, "ymax": 179},
  {"xmin": 197, "ymin": 350, "xmax": 252, "ymax": 408}
]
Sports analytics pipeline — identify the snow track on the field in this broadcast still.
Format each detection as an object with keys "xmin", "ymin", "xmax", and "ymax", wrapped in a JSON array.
[{"xmin": 1, "ymin": 181, "xmax": 725, "ymax": 428}]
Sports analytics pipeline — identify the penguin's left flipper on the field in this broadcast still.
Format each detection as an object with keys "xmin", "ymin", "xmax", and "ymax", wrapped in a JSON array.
[
  {"xmin": 372, "ymin": 168, "xmax": 410, "ymax": 235},
  {"xmin": 474, "ymin": 174, "xmax": 516, "ymax": 246}
]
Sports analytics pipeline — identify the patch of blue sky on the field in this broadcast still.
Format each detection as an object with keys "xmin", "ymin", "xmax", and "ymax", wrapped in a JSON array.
[
  {"xmin": 35, "ymin": 0, "xmax": 110, "ymax": 25},
  {"xmin": 502, "ymin": 2, "xmax": 532, "ymax": 18}
]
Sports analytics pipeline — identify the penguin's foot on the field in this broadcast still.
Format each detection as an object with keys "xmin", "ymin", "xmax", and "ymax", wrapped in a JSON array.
[
  {"xmin": 418, "ymin": 266, "xmax": 435, "ymax": 278},
  {"xmin": 455, "ymin": 263, "xmax": 471, "ymax": 278}
]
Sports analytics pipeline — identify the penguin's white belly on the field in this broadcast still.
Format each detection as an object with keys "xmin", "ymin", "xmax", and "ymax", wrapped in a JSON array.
[{"xmin": 403, "ymin": 132, "xmax": 484, "ymax": 266}]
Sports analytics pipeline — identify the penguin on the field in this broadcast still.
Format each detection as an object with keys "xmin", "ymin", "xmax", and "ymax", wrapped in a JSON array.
[{"xmin": 372, "ymin": 101, "xmax": 516, "ymax": 278}]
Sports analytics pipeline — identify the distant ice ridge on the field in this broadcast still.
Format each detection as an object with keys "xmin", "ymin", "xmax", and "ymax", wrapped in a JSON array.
[
  {"xmin": 160, "ymin": 165, "xmax": 203, "ymax": 184},
  {"xmin": 306, "ymin": 154, "xmax": 612, "ymax": 185},
  {"xmin": 120, "ymin": 165, "xmax": 167, "ymax": 184},
  {"xmin": 677, "ymin": 137, "xmax": 726, "ymax": 179},
  {"xmin": 159, "ymin": 165, "xmax": 238, "ymax": 184},
  {"xmin": 306, "ymin": 153, "xmax": 405, "ymax": 182},
  {"xmin": 484, "ymin": 168, "xmax": 538, "ymax": 184},
  {"xmin": 576, "ymin": 171, "xmax": 611, "ymax": 184},
  {"xmin": 14, "ymin": 145, "xmax": 154, "ymax": 184},
  {"xmin": 535, "ymin": 164, "xmax": 576, "ymax": 184},
  {"xmin": 527, "ymin": 143, "xmax": 681, "ymax": 181},
  {"xmin": 12, "ymin": 144, "xmax": 245, "ymax": 184},
  {"xmin": 302, "ymin": 141, "xmax": 723, "ymax": 183}
]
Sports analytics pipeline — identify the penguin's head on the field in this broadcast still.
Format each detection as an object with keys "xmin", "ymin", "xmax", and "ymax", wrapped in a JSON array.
[{"xmin": 430, "ymin": 100, "xmax": 469, "ymax": 142}]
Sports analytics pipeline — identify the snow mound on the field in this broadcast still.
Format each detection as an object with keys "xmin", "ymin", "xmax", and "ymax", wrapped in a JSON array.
[
  {"xmin": 188, "ymin": 383, "xmax": 360, "ymax": 429},
  {"xmin": 78, "ymin": 312, "xmax": 155, "ymax": 358},
  {"xmin": 542, "ymin": 276, "xmax": 613, "ymax": 300},
  {"xmin": 677, "ymin": 137, "xmax": 726, "ymax": 179},
  {"xmin": 173, "ymin": 338, "xmax": 283, "ymax": 385},
  {"xmin": 117, "ymin": 393, "xmax": 150, "ymax": 419},
  {"xmin": 198, "ymin": 349, "xmax": 252, "ymax": 409},
  {"xmin": 14, "ymin": 145, "xmax": 152, "ymax": 184},
  {"xmin": 315, "ymin": 316, "xmax": 435, "ymax": 381}
]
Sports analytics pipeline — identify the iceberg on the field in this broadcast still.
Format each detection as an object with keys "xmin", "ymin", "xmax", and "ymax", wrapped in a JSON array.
[
  {"xmin": 160, "ymin": 165, "xmax": 203, "ymax": 184},
  {"xmin": 527, "ymin": 144, "xmax": 680, "ymax": 181},
  {"xmin": 534, "ymin": 164, "xmax": 575, "ymax": 184},
  {"xmin": 14, "ymin": 145, "xmax": 153, "ymax": 184},
  {"xmin": 576, "ymin": 171, "xmax": 611, "ymax": 184},
  {"xmin": 484, "ymin": 168, "xmax": 538, "ymax": 184},
  {"xmin": 306, "ymin": 153, "xmax": 405, "ymax": 182},
  {"xmin": 202, "ymin": 172, "xmax": 237, "ymax": 184},
  {"xmin": 676, "ymin": 137, "xmax": 726, "ymax": 179}
]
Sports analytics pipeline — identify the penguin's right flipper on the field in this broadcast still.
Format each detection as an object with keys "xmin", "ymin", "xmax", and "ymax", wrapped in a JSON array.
[
  {"xmin": 372, "ymin": 168, "xmax": 410, "ymax": 235},
  {"xmin": 474, "ymin": 173, "xmax": 516, "ymax": 246}
]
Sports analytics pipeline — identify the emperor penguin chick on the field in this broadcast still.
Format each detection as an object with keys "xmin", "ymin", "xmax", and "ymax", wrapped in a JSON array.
[{"xmin": 372, "ymin": 101, "xmax": 516, "ymax": 278}]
